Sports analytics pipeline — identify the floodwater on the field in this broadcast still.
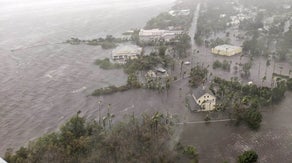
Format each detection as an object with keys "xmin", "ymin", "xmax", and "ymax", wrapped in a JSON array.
[
  {"xmin": 0, "ymin": 0, "xmax": 174, "ymax": 155},
  {"xmin": 0, "ymin": 0, "xmax": 291, "ymax": 162},
  {"xmin": 181, "ymin": 92, "xmax": 292, "ymax": 163}
]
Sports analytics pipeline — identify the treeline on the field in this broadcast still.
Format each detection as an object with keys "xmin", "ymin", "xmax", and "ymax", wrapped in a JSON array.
[
  {"xmin": 144, "ymin": 0, "xmax": 196, "ymax": 30},
  {"xmin": 145, "ymin": 12, "xmax": 193, "ymax": 30},
  {"xmin": 66, "ymin": 35, "xmax": 126, "ymax": 49},
  {"xmin": 4, "ymin": 112, "xmax": 199, "ymax": 163}
]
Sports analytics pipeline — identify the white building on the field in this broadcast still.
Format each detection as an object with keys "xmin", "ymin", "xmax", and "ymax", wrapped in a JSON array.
[
  {"xmin": 192, "ymin": 87, "xmax": 216, "ymax": 111},
  {"xmin": 139, "ymin": 29, "xmax": 183, "ymax": 43},
  {"xmin": 168, "ymin": 9, "xmax": 190, "ymax": 16},
  {"xmin": 112, "ymin": 45, "xmax": 142, "ymax": 62},
  {"xmin": 211, "ymin": 44, "xmax": 242, "ymax": 56}
]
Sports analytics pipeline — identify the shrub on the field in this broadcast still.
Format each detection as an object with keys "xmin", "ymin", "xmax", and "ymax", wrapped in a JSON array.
[{"xmin": 238, "ymin": 150, "xmax": 258, "ymax": 163}]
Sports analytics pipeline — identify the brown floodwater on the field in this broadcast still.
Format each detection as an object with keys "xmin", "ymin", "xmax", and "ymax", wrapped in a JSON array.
[
  {"xmin": 0, "ymin": 0, "xmax": 291, "ymax": 162},
  {"xmin": 0, "ymin": 0, "xmax": 174, "ymax": 155}
]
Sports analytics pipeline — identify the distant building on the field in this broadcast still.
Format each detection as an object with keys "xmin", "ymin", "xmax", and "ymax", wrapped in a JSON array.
[
  {"xmin": 192, "ymin": 86, "xmax": 216, "ymax": 111},
  {"xmin": 211, "ymin": 44, "xmax": 242, "ymax": 56},
  {"xmin": 112, "ymin": 45, "xmax": 142, "ymax": 62},
  {"xmin": 168, "ymin": 9, "xmax": 190, "ymax": 16},
  {"xmin": 139, "ymin": 29, "xmax": 166, "ymax": 42},
  {"xmin": 139, "ymin": 29, "xmax": 183, "ymax": 43}
]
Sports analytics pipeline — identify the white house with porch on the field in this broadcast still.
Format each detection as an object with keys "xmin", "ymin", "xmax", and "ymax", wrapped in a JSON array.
[{"xmin": 192, "ymin": 87, "xmax": 216, "ymax": 111}]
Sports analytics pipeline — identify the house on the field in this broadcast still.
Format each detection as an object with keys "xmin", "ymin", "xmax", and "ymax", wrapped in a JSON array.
[
  {"xmin": 211, "ymin": 44, "xmax": 242, "ymax": 56},
  {"xmin": 192, "ymin": 86, "xmax": 216, "ymax": 111},
  {"xmin": 112, "ymin": 45, "xmax": 142, "ymax": 62}
]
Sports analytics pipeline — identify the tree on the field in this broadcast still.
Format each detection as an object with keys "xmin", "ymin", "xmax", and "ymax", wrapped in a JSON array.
[
  {"xmin": 127, "ymin": 73, "xmax": 141, "ymax": 88},
  {"xmin": 213, "ymin": 60, "xmax": 222, "ymax": 69},
  {"xmin": 189, "ymin": 65, "xmax": 208, "ymax": 88},
  {"xmin": 183, "ymin": 146, "xmax": 199, "ymax": 163},
  {"xmin": 6, "ymin": 112, "xmax": 189, "ymax": 163},
  {"xmin": 238, "ymin": 150, "xmax": 258, "ymax": 163},
  {"xmin": 174, "ymin": 34, "xmax": 191, "ymax": 58},
  {"xmin": 241, "ymin": 62, "xmax": 252, "ymax": 78},
  {"xmin": 244, "ymin": 109, "xmax": 262, "ymax": 130},
  {"xmin": 165, "ymin": 77, "xmax": 171, "ymax": 94},
  {"xmin": 287, "ymin": 78, "xmax": 292, "ymax": 91},
  {"xmin": 158, "ymin": 45, "xmax": 167, "ymax": 57},
  {"xmin": 272, "ymin": 81, "xmax": 287, "ymax": 103}
]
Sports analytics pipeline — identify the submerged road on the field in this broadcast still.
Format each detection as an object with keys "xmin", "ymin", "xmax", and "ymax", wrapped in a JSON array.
[{"xmin": 189, "ymin": 3, "xmax": 201, "ymax": 54}]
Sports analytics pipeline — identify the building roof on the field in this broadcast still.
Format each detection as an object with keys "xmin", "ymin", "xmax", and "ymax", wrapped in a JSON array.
[
  {"xmin": 139, "ymin": 29, "xmax": 183, "ymax": 37},
  {"xmin": 193, "ymin": 86, "xmax": 215, "ymax": 99},
  {"xmin": 112, "ymin": 45, "xmax": 142, "ymax": 57},
  {"xmin": 186, "ymin": 94, "xmax": 201, "ymax": 111},
  {"xmin": 139, "ymin": 29, "xmax": 166, "ymax": 37},
  {"xmin": 168, "ymin": 9, "xmax": 190, "ymax": 16},
  {"xmin": 213, "ymin": 44, "xmax": 242, "ymax": 52}
]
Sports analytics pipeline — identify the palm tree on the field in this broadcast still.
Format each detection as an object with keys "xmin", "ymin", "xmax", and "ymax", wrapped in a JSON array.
[
  {"xmin": 262, "ymin": 76, "xmax": 266, "ymax": 87},
  {"xmin": 180, "ymin": 61, "xmax": 184, "ymax": 78},
  {"xmin": 98, "ymin": 100, "xmax": 102, "ymax": 125},
  {"xmin": 165, "ymin": 77, "xmax": 171, "ymax": 95},
  {"xmin": 265, "ymin": 59, "xmax": 271, "ymax": 76},
  {"xmin": 151, "ymin": 112, "xmax": 164, "ymax": 134},
  {"xmin": 279, "ymin": 66, "xmax": 283, "ymax": 75},
  {"xmin": 103, "ymin": 104, "xmax": 114, "ymax": 129}
]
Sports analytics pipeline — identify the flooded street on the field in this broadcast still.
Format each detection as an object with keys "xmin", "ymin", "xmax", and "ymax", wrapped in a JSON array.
[
  {"xmin": 181, "ymin": 92, "xmax": 292, "ymax": 163},
  {"xmin": 0, "ymin": 0, "xmax": 174, "ymax": 155}
]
